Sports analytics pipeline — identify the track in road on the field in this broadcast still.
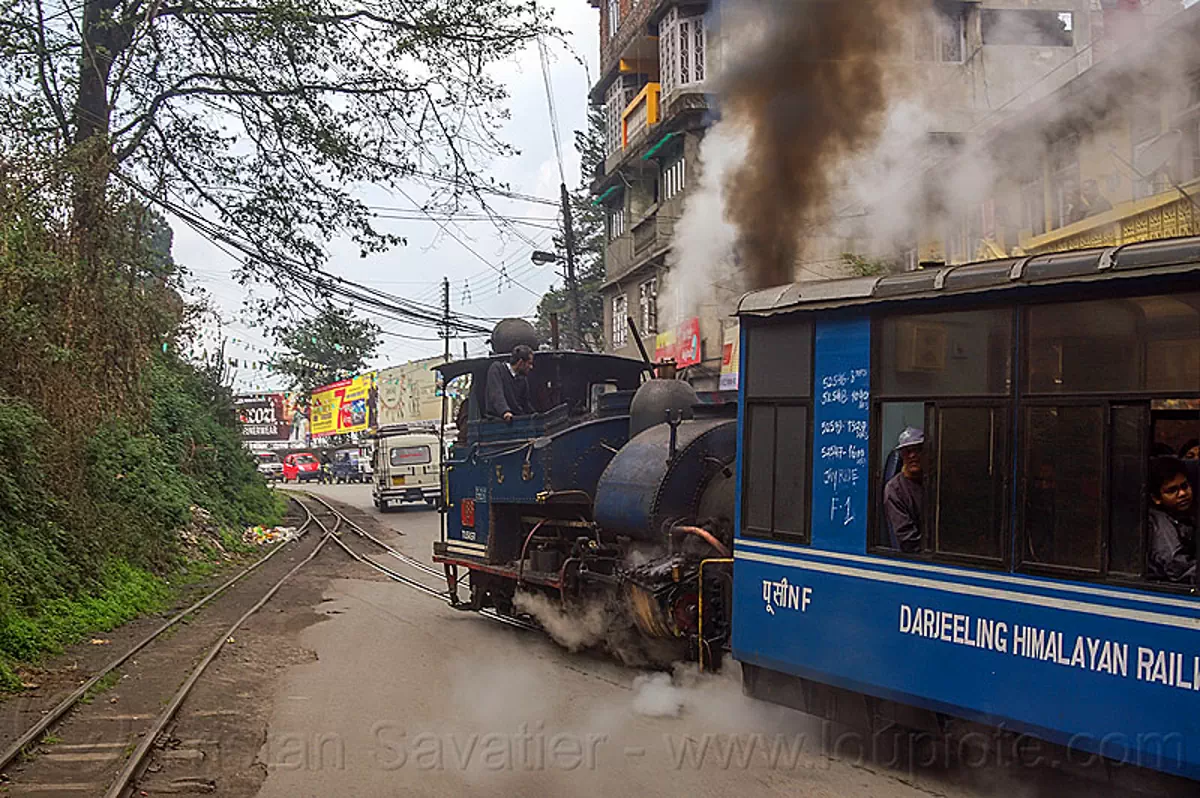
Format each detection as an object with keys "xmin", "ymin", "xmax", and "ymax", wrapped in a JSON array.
[{"xmin": 294, "ymin": 490, "xmax": 540, "ymax": 633}]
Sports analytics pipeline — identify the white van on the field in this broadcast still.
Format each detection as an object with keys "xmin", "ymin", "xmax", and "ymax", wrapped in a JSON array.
[{"xmin": 371, "ymin": 425, "xmax": 442, "ymax": 511}]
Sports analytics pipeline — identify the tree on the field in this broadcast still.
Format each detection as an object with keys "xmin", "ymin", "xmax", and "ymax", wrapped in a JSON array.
[
  {"xmin": 272, "ymin": 305, "xmax": 381, "ymax": 398},
  {"xmin": 1, "ymin": 0, "xmax": 551, "ymax": 278},
  {"xmin": 535, "ymin": 104, "xmax": 605, "ymax": 351}
]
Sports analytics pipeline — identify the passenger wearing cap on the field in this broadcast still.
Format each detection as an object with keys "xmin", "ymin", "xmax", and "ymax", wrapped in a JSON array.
[{"xmin": 884, "ymin": 427, "xmax": 924, "ymax": 554}]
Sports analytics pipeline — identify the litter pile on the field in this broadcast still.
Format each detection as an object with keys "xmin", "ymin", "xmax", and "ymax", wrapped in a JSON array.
[
  {"xmin": 178, "ymin": 505, "xmax": 229, "ymax": 558},
  {"xmin": 242, "ymin": 525, "xmax": 300, "ymax": 547}
]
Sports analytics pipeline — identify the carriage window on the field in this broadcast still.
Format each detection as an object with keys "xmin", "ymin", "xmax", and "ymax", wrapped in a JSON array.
[
  {"xmin": 1109, "ymin": 404, "xmax": 1148, "ymax": 577},
  {"xmin": 1020, "ymin": 293, "xmax": 1200, "ymax": 583},
  {"xmin": 1025, "ymin": 295, "xmax": 1200, "ymax": 394},
  {"xmin": 773, "ymin": 406, "xmax": 810, "ymax": 538},
  {"xmin": 742, "ymin": 320, "xmax": 812, "ymax": 543},
  {"xmin": 878, "ymin": 309, "xmax": 1011, "ymax": 397},
  {"xmin": 875, "ymin": 402, "xmax": 925, "ymax": 549},
  {"xmin": 1022, "ymin": 406, "xmax": 1105, "ymax": 572},
  {"xmin": 873, "ymin": 309, "xmax": 1013, "ymax": 564},
  {"xmin": 745, "ymin": 322, "xmax": 812, "ymax": 398},
  {"xmin": 933, "ymin": 407, "xmax": 1008, "ymax": 561},
  {"xmin": 741, "ymin": 404, "xmax": 810, "ymax": 543},
  {"xmin": 744, "ymin": 405, "xmax": 775, "ymax": 532}
]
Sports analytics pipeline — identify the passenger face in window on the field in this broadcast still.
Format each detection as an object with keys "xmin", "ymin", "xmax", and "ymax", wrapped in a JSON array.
[
  {"xmin": 1181, "ymin": 439, "xmax": 1200, "ymax": 461},
  {"xmin": 1154, "ymin": 472, "xmax": 1194, "ymax": 518},
  {"xmin": 901, "ymin": 445, "xmax": 923, "ymax": 482}
]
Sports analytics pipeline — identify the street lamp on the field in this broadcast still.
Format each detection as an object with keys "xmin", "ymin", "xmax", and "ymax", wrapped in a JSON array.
[{"xmin": 531, "ymin": 250, "xmax": 560, "ymax": 266}]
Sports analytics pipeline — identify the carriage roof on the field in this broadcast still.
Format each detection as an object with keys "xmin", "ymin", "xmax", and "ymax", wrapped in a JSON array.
[{"xmin": 738, "ymin": 235, "xmax": 1200, "ymax": 318}]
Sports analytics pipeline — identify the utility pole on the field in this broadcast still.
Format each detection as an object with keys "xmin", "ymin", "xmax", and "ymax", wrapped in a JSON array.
[
  {"xmin": 560, "ymin": 182, "xmax": 583, "ymax": 350},
  {"xmin": 438, "ymin": 276, "xmax": 450, "ymax": 542},
  {"xmin": 440, "ymin": 276, "xmax": 450, "ymax": 429}
]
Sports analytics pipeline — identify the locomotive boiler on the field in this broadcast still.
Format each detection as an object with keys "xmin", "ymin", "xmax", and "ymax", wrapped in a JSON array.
[{"xmin": 431, "ymin": 321, "xmax": 736, "ymax": 667}]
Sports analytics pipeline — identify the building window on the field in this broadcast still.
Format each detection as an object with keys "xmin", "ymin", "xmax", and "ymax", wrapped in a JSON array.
[
  {"xmin": 607, "ymin": 206, "xmax": 625, "ymax": 241},
  {"xmin": 659, "ymin": 7, "xmax": 706, "ymax": 98},
  {"xmin": 982, "ymin": 10, "xmax": 1074, "ymax": 47},
  {"xmin": 1132, "ymin": 100, "xmax": 1167, "ymax": 199},
  {"xmin": 638, "ymin": 278, "xmax": 658, "ymax": 334},
  {"xmin": 1022, "ymin": 175, "xmax": 1046, "ymax": 237},
  {"xmin": 611, "ymin": 294, "xmax": 628, "ymax": 348},
  {"xmin": 914, "ymin": 7, "xmax": 965, "ymax": 63},
  {"xmin": 606, "ymin": 0, "xmax": 620, "ymax": 41},
  {"xmin": 659, "ymin": 154, "xmax": 686, "ymax": 202},
  {"xmin": 604, "ymin": 75, "xmax": 644, "ymax": 157},
  {"xmin": 1180, "ymin": 114, "xmax": 1200, "ymax": 184},
  {"xmin": 1048, "ymin": 134, "xmax": 1081, "ymax": 230}
]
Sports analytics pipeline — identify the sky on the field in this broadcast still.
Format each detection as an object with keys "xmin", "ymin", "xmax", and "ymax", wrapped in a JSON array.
[{"xmin": 177, "ymin": 0, "xmax": 600, "ymax": 393}]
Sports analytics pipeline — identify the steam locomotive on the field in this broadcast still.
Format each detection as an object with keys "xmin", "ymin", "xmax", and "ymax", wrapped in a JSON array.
[{"xmin": 432, "ymin": 319, "xmax": 737, "ymax": 668}]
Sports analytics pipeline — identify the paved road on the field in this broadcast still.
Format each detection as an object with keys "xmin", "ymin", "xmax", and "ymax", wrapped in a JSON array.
[{"xmin": 256, "ymin": 486, "xmax": 1137, "ymax": 798}]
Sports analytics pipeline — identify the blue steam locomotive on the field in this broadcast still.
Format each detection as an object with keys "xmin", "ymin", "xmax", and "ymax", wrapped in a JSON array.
[{"xmin": 434, "ymin": 235, "xmax": 1200, "ymax": 783}]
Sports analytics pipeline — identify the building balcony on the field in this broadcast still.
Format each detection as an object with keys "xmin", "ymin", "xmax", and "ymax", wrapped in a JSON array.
[
  {"xmin": 631, "ymin": 208, "xmax": 673, "ymax": 258},
  {"xmin": 1022, "ymin": 179, "xmax": 1200, "ymax": 256},
  {"xmin": 599, "ymin": 0, "xmax": 660, "ymax": 79},
  {"xmin": 603, "ymin": 209, "xmax": 672, "ymax": 289},
  {"xmin": 622, "ymin": 83, "xmax": 661, "ymax": 150}
]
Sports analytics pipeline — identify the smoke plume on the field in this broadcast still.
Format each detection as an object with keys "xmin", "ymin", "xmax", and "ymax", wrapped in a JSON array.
[{"xmin": 720, "ymin": 0, "xmax": 915, "ymax": 290}]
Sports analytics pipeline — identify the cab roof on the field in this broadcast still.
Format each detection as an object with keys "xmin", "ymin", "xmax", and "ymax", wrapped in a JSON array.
[{"xmin": 435, "ymin": 349, "xmax": 649, "ymax": 381}]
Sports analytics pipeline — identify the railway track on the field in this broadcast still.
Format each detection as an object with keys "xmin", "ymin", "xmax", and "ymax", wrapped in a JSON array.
[
  {"xmin": 0, "ymin": 492, "xmax": 538, "ymax": 797},
  {"xmin": 295, "ymin": 491, "xmax": 540, "ymax": 633}
]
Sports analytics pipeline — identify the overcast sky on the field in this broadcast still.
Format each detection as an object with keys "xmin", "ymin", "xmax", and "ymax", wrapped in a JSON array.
[{"xmin": 178, "ymin": 0, "xmax": 599, "ymax": 393}]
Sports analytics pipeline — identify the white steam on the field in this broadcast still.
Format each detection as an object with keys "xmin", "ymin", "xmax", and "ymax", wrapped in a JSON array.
[
  {"xmin": 630, "ymin": 672, "xmax": 686, "ymax": 718},
  {"xmin": 513, "ymin": 590, "xmax": 610, "ymax": 652},
  {"xmin": 659, "ymin": 123, "xmax": 749, "ymax": 332}
]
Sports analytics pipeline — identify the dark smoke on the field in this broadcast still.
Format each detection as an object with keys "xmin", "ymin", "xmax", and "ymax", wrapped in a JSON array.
[{"xmin": 722, "ymin": 0, "xmax": 918, "ymax": 289}]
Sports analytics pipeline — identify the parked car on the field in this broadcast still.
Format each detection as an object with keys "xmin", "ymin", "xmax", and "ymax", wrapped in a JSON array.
[
  {"xmin": 254, "ymin": 451, "xmax": 284, "ymax": 481},
  {"xmin": 282, "ymin": 452, "xmax": 321, "ymax": 483}
]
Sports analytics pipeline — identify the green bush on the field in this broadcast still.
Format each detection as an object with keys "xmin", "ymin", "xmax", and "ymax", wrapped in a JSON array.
[
  {"xmin": 0, "ymin": 354, "xmax": 281, "ymax": 679},
  {"xmin": 0, "ymin": 561, "xmax": 166, "ymax": 662}
]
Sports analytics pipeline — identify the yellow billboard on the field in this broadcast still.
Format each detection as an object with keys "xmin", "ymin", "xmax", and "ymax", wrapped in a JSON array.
[{"xmin": 310, "ymin": 373, "xmax": 375, "ymax": 437}]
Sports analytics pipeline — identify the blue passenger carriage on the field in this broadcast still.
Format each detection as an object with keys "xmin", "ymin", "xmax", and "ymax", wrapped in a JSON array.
[{"xmin": 730, "ymin": 236, "xmax": 1200, "ymax": 781}]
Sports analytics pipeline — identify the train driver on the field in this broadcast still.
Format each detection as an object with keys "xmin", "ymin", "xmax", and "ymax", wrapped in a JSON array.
[
  {"xmin": 1147, "ymin": 456, "xmax": 1196, "ymax": 583},
  {"xmin": 485, "ymin": 344, "xmax": 535, "ymax": 423},
  {"xmin": 884, "ymin": 427, "xmax": 924, "ymax": 554}
]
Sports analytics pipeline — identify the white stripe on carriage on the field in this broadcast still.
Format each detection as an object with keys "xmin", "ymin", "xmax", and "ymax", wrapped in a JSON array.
[
  {"xmin": 735, "ymin": 539, "xmax": 1200, "ymax": 613},
  {"xmin": 734, "ymin": 550, "xmax": 1200, "ymax": 632}
]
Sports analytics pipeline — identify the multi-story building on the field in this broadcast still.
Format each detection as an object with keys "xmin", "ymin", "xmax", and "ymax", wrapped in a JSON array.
[
  {"xmin": 586, "ymin": 0, "xmax": 715, "ymax": 380},
  {"xmin": 584, "ymin": 0, "xmax": 1173, "ymax": 388},
  {"xmin": 917, "ymin": 2, "xmax": 1200, "ymax": 265}
]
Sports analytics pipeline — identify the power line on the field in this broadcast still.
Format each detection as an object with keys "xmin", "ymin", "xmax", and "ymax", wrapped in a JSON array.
[{"xmin": 391, "ymin": 186, "xmax": 542, "ymax": 297}]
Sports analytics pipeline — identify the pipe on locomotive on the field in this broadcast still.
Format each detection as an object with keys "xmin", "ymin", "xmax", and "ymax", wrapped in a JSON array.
[{"xmin": 671, "ymin": 525, "xmax": 731, "ymax": 558}]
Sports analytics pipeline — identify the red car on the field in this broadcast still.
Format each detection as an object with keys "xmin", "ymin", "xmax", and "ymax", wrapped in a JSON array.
[{"xmin": 282, "ymin": 452, "xmax": 321, "ymax": 483}]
